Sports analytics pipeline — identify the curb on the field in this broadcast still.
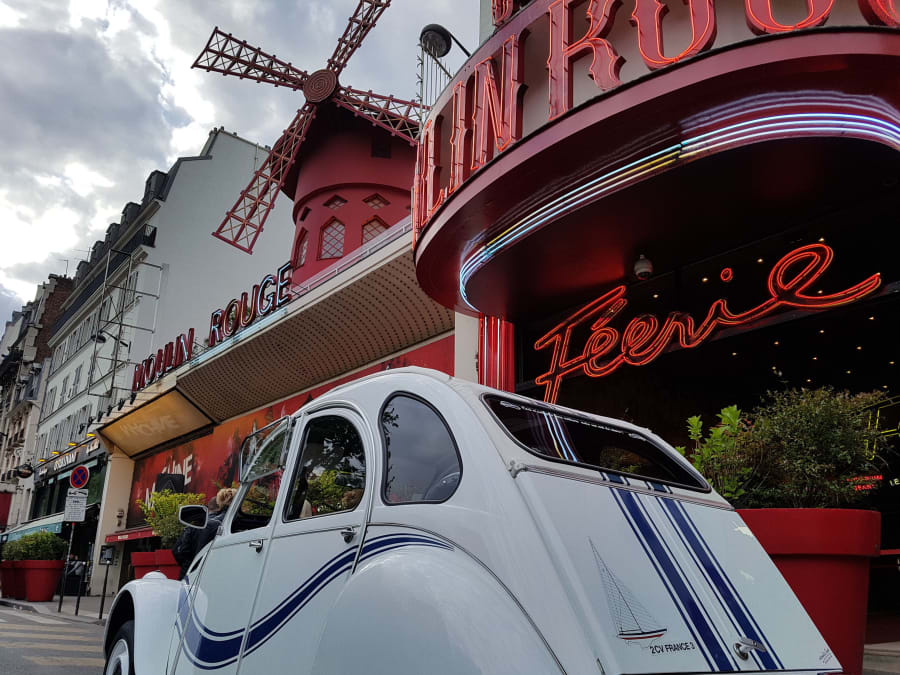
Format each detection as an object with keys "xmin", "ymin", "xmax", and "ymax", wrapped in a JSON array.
[{"xmin": 0, "ymin": 598, "xmax": 107, "ymax": 625}]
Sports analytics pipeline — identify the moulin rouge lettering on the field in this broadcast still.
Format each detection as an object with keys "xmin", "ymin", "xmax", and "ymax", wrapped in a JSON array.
[
  {"xmin": 132, "ymin": 330, "xmax": 195, "ymax": 392},
  {"xmin": 413, "ymin": 0, "xmax": 899, "ymax": 238},
  {"xmin": 208, "ymin": 262, "xmax": 292, "ymax": 348},
  {"xmin": 534, "ymin": 244, "xmax": 882, "ymax": 404}
]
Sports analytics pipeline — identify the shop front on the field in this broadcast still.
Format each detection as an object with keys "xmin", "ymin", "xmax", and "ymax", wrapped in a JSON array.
[
  {"xmin": 96, "ymin": 222, "xmax": 455, "ymax": 590},
  {"xmin": 413, "ymin": 0, "xmax": 900, "ymax": 644}
]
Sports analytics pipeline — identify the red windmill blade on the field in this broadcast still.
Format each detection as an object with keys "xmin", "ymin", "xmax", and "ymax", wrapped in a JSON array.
[{"xmin": 193, "ymin": 0, "xmax": 424, "ymax": 255}]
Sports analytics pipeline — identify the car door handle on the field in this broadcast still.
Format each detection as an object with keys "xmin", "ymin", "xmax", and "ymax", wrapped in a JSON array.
[
  {"xmin": 248, "ymin": 539, "xmax": 264, "ymax": 553},
  {"xmin": 340, "ymin": 527, "xmax": 357, "ymax": 543}
]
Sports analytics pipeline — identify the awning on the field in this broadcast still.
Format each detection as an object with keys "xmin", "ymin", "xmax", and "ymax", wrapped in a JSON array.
[
  {"xmin": 104, "ymin": 526, "xmax": 155, "ymax": 543},
  {"xmin": 100, "ymin": 389, "xmax": 214, "ymax": 457},
  {"xmin": 2, "ymin": 512, "xmax": 65, "ymax": 542}
]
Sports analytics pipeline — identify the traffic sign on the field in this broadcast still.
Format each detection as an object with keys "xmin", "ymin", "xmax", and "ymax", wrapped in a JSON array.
[
  {"xmin": 70, "ymin": 465, "xmax": 90, "ymax": 489},
  {"xmin": 64, "ymin": 488, "xmax": 88, "ymax": 522}
]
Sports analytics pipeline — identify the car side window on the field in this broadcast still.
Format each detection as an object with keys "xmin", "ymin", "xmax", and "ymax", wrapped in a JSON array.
[
  {"xmin": 284, "ymin": 415, "xmax": 366, "ymax": 521},
  {"xmin": 232, "ymin": 470, "xmax": 283, "ymax": 533},
  {"xmin": 381, "ymin": 394, "xmax": 462, "ymax": 504}
]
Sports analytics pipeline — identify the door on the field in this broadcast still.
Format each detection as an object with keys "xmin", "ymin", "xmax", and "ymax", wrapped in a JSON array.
[
  {"xmin": 235, "ymin": 410, "xmax": 370, "ymax": 674},
  {"xmin": 170, "ymin": 417, "xmax": 293, "ymax": 674}
]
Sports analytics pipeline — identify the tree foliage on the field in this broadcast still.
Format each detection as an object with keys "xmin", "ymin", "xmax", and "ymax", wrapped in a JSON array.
[
  {"xmin": 137, "ymin": 490, "xmax": 206, "ymax": 548},
  {"xmin": 678, "ymin": 388, "xmax": 888, "ymax": 509},
  {"xmin": 3, "ymin": 531, "xmax": 68, "ymax": 561}
]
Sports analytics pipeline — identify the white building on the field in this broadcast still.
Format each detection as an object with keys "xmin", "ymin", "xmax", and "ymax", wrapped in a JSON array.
[{"xmin": 21, "ymin": 129, "xmax": 295, "ymax": 592}]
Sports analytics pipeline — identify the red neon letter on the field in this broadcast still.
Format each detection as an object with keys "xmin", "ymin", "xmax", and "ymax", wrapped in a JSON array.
[
  {"xmin": 449, "ymin": 81, "xmax": 471, "ymax": 191},
  {"xmin": 275, "ymin": 262, "xmax": 292, "ymax": 309},
  {"xmin": 859, "ymin": 0, "xmax": 900, "ymax": 25},
  {"xmin": 493, "ymin": 0, "xmax": 515, "ymax": 25},
  {"xmin": 631, "ymin": 0, "xmax": 717, "ymax": 69},
  {"xmin": 208, "ymin": 309, "xmax": 224, "ymax": 347},
  {"xmin": 412, "ymin": 117, "xmax": 444, "ymax": 239},
  {"xmin": 132, "ymin": 364, "xmax": 145, "ymax": 392},
  {"xmin": 221, "ymin": 300, "xmax": 239, "ymax": 338},
  {"xmin": 238, "ymin": 286, "xmax": 258, "ymax": 328},
  {"xmin": 173, "ymin": 329, "xmax": 194, "ymax": 367},
  {"xmin": 548, "ymin": 0, "xmax": 624, "ymax": 120},
  {"xmin": 745, "ymin": 0, "xmax": 834, "ymax": 34},
  {"xmin": 472, "ymin": 35, "xmax": 525, "ymax": 172}
]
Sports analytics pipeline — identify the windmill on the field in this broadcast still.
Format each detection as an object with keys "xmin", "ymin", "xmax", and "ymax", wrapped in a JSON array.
[{"xmin": 193, "ymin": 0, "xmax": 423, "ymax": 254}]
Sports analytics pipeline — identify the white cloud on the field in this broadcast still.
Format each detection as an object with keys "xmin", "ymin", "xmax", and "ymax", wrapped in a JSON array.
[
  {"xmin": 0, "ymin": 1, "xmax": 23, "ymax": 27},
  {"xmin": 0, "ymin": 192, "xmax": 81, "ymax": 267},
  {"xmin": 68, "ymin": 0, "xmax": 107, "ymax": 29},
  {"xmin": 64, "ymin": 162, "xmax": 114, "ymax": 195}
]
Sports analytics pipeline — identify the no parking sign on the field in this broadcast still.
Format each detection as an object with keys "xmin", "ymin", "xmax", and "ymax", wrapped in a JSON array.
[{"xmin": 70, "ymin": 465, "xmax": 90, "ymax": 489}]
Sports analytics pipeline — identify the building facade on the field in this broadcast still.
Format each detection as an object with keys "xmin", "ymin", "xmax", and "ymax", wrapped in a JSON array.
[
  {"xmin": 413, "ymin": 0, "xmax": 900, "ymax": 630},
  {"xmin": 0, "ymin": 275, "xmax": 73, "ymax": 534},
  {"xmin": 10, "ymin": 129, "xmax": 297, "ymax": 593}
]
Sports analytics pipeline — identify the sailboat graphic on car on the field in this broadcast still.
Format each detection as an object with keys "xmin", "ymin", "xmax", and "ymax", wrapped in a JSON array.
[{"xmin": 591, "ymin": 539, "xmax": 667, "ymax": 642}]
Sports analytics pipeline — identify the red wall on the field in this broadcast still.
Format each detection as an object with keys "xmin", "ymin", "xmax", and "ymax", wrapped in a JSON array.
[{"xmin": 126, "ymin": 336, "xmax": 453, "ymax": 526}]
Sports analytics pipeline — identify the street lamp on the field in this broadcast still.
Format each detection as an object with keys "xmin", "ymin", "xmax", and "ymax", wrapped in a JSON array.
[
  {"xmin": 419, "ymin": 24, "xmax": 471, "ymax": 58},
  {"xmin": 91, "ymin": 329, "xmax": 130, "ymax": 348}
]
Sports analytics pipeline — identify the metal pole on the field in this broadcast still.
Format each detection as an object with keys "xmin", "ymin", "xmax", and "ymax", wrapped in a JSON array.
[
  {"xmin": 58, "ymin": 523, "xmax": 75, "ymax": 613},
  {"xmin": 98, "ymin": 563, "xmax": 110, "ymax": 621},
  {"xmin": 74, "ymin": 562, "xmax": 84, "ymax": 615}
]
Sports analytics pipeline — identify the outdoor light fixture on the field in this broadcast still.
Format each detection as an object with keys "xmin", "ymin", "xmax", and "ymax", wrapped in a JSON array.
[
  {"xmin": 51, "ymin": 451, "xmax": 59, "ymax": 456},
  {"xmin": 86, "ymin": 432, "xmax": 95, "ymax": 438},
  {"xmin": 67, "ymin": 441, "xmax": 77, "ymax": 447},
  {"xmin": 91, "ymin": 330, "xmax": 130, "ymax": 348},
  {"xmin": 38, "ymin": 458, "xmax": 46, "ymax": 463},
  {"xmin": 130, "ymin": 391, "xmax": 137, "ymax": 404},
  {"xmin": 419, "ymin": 23, "xmax": 471, "ymax": 58},
  {"xmin": 633, "ymin": 255, "xmax": 653, "ymax": 280},
  {"xmin": 118, "ymin": 398, "xmax": 125, "ymax": 410}
]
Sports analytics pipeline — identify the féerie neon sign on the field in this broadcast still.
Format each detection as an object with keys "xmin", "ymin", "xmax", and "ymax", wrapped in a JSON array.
[{"xmin": 534, "ymin": 244, "xmax": 881, "ymax": 404}]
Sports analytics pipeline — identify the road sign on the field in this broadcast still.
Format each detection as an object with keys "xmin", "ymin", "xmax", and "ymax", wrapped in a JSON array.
[
  {"xmin": 64, "ymin": 488, "xmax": 88, "ymax": 522},
  {"xmin": 70, "ymin": 465, "xmax": 90, "ymax": 489}
]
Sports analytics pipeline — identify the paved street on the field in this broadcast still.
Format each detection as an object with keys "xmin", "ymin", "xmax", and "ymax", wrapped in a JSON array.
[{"xmin": 0, "ymin": 608, "xmax": 104, "ymax": 674}]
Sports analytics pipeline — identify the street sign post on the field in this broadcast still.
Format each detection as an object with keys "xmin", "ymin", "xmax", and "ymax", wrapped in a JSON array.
[
  {"xmin": 64, "ymin": 488, "xmax": 88, "ymax": 522},
  {"xmin": 70, "ymin": 465, "xmax": 89, "ymax": 489}
]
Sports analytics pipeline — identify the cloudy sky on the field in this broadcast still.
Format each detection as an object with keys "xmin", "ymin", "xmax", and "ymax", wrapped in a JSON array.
[{"xmin": 0, "ymin": 0, "xmax": 478, "ymax": 324}]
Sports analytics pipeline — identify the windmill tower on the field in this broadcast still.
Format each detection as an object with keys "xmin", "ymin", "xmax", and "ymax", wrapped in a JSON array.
[{"xmin": 193, "ymin": 0, "xmax": 423, "ymax": 283}]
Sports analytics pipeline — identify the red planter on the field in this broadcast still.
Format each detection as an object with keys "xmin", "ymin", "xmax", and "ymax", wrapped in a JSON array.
[
  {"xmin": 20, "ymin": 560, "xmax": 65, "ymax": 603},
  {"xmin": 7, "ymin": 561, "xmax": 26, "ymax": 600},
  {"xmin": 739, "ymin": 508, "xmax": 880, "ymax": 675},
  {"xmin": 132, "ymin": 549, "xmax": 180, "ymax": 580},
  {"xmin": 0, "ymin": 561, "xmax": 17, "ymax": 599}
]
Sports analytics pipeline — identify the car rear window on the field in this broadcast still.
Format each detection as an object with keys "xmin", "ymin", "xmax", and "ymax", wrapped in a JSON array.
[{"xmin": 484, "ymin": 396, "xmax": 705, "ymax": 490}]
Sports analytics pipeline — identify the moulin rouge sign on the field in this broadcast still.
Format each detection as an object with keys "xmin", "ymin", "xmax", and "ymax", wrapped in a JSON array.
[
  {"xmin": 533, "ymin": 244, "xmax": 882, "ymax": 403},
  {"xmin": 412, "ymin": 0, "xmax": 899, "ymax": 238},
  {"xmin": 132, "ymin": 262, "xmax": 292, "ymax": 392}
]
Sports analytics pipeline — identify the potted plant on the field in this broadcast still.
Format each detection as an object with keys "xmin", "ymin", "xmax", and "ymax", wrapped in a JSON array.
[
  {"xmin": 678, "ymin": 387, "xmax": 887, "ymax": 675},
  {"xmin": 15, "ymin": 531, "xmax": 67, "ymax": 602},
  {"xmin": 0, "ymin": 538, "xmax": 25, "ymax": 600},
  {"xmin": 135, "ymin": 490, "xmax": 205, "ymax": 580}
]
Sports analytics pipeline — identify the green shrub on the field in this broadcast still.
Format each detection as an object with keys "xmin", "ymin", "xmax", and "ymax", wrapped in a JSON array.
[
  {"xmin": 14, "ymin": 531, "xmax": 67, "ymax": 561},
  {"xmin": 1, "ymin": 538, "xmax": 22, "ymax": 561},
  {"xmin": 137, "ymin": 490, "xmax": 206, "ymax": 548},
  {"xmin": 678, "ymin": 387, "xmax": 887, "ymax": 509}
]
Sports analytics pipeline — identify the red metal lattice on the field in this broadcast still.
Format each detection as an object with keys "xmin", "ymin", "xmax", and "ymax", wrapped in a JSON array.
[
  {"xmin": 362, "ymin": 218, "xmax": 387, "ymax": 243},
  {"xmin": 320, "ymin": 219, "xmax": 345, "ymax": 259},
  {"xmin": 327, "ymin": 0, "xmax": 392, "ymax": 75},
  {"xmin": 333, "ymin": 87, "xmax": 424, "ymax": 145},
  {"xmin": 211, "ymin": 104, "xmax": 317, "ymax": 253},
  {"xmin": 193, "ymin": 28, "xmax": 309, "ymax": 90}
]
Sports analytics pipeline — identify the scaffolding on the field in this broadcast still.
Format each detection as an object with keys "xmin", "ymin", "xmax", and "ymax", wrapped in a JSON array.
[{"xmin": 86, "ymin": 245, "xmax": 163, "ymax": 412}]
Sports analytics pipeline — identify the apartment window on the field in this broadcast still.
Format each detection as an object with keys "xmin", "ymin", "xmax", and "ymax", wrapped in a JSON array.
[
  {"xmin": 46, "ymin": 387, "xmax": 57, "ymax": 413},
  {"xmin": 320, "ymin": 219, "xmax": 345, "ymax": 260},
  {"xmin": 72, "ymin": 365, "xmax": 82, "ymax": 396},
  {"xmin": 60, "ymin": 376, "xmax": 69, "ymax": 404},
  {"xmin": 125, "ymin": 270, "xmax": 139, "ymax": 306}
]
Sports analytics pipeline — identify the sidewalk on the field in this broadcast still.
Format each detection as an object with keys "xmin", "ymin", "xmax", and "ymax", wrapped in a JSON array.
[
  {"xmin": 866, "ymin": 642, "xmax": 900, "ymax": 675},
  {"xmin": 0, "ymin": 593, "xmax": 112, "ymax": 624}
]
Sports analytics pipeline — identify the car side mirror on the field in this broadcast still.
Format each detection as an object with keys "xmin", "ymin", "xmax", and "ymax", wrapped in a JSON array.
[{"xmin": 179, "ymin": 505, "xmax": 208, "ymax": 530}]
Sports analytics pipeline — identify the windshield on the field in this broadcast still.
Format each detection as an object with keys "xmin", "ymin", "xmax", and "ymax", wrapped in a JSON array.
[
  {"xmin": 484, "ymin": 396, "xmax": 705, "ymax": 490},
  {"xmin": 239, "ymin": 417, "xmax": 291, "ymax": 483}
]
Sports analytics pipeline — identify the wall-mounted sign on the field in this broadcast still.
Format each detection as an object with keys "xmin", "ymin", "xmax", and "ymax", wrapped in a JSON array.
[
  {"xmin": 533, "ymin": 244, "xmax": 881, "ymax": 404},
  {"xmin": 412, "ymin": 0, "xmax": 898, "ymax": 240},
  {"xmin": 208, "ymin": 262, "xmax": 292, "ymax": 348},
  {"xmin": 132, "ymin": 330, "xmax": 195, "ymax": 392}
]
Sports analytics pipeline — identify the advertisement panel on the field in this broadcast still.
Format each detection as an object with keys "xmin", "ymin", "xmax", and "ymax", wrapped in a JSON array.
[{"xmin": 126, "ymin": 336, "xmax": 453, "ymax": 525}]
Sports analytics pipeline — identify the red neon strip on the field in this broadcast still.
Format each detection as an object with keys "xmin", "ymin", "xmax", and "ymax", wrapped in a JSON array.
[
  {"xmin": 534, "ymin": 244, "xmax": 881, "ymax": 404},
  {"xmin": 745, "ymin": 0, "xmax": 835, "ymax": 35}
]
